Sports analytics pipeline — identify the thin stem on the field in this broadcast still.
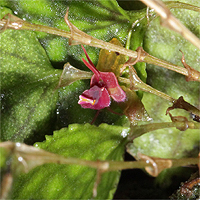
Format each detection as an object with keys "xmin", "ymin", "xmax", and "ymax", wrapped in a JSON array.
[
  {"xmin": 106, "ymin": 160, "xmax": 151, "ymax": 171},
  {"xmin": 0, "ymin": 16, "xmax": 138, "ymax": 56},
  {"xmin": 129, "ymin": 121, "xmax": 200, "ymax": 140},
  {"xmin": 171, "ymin": 157, "xmax": 199, "ymax": 167},
  {"xmin": 1, "ymin": 13, "xmax": 200, "ymax": 82},
  {"xmin": 144, "ymin": 54, "xmax": 188, "ymax": 76},
  {"xmin": 2, "ymin": 141, "xmax": 199, "ymax": 174},
  {"xmin": 2, "ymin": 19, "xmax": 71, "ymax": 38},
  {"xmin": 118, "ymin": 72, "xmax": 175, "ymax": 103},
  {"xmin": 165, "ymin": 1, "xmax": 200, "ymax": 12}
]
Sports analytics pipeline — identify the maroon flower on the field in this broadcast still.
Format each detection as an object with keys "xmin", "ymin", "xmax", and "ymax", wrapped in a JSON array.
[{"xmin": 78, "ymin": 45, "xmax": 126, "ymax": 110}]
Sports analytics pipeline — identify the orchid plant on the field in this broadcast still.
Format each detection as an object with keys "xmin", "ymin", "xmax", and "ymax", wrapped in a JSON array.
[{"xmin": 0, "ymin": 0, "xmax": 200, "ymax": 199}]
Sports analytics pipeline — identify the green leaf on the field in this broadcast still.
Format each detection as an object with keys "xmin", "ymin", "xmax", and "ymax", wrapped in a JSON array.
[
  {"xmin": 12, "ymin": 123, "xmax": 129, "ymax": 199},
  {"xmin": 0, "ymin": 26, "xmax": 61, "ymax": 142},
  {"xmin": 128, "ymin": 0, "xmax": 200, "ymax": 159}
]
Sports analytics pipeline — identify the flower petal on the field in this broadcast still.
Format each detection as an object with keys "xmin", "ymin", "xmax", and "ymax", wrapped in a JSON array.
[
  {"xmin": 91, "ymin": 72, "xmax": 126, "ymax": 102},
  {"xmin": 78, "ymin": 85, "xmax": 110, "ymax": 110}
]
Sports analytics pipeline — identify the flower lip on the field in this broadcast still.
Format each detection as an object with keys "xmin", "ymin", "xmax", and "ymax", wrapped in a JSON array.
[
  {"xmin": 78, "ymin": 95, "xmax": 96, "ymax": 105},
  {"xmin": 78, "ymin": 85, "xmax": 111, "ymax": 110}
]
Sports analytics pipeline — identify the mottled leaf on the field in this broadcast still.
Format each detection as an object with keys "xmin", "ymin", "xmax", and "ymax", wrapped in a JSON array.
[
  {"xmin": 0, "ymin": 24, "xmax": 61, "ymax": 142},
  {"xmin": 11, "ymin": 124, "xmax": 129, "ymax": 199}
]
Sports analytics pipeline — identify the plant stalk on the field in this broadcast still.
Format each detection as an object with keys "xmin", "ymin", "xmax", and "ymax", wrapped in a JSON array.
[{"xmin": 1, "ymin": 14, "xmax": 200, "ymax": 82}]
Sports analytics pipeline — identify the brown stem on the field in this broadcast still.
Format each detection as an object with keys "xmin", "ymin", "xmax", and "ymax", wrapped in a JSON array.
[
  {"xmin": 166, "ymin": 96, "xmax": 200, "ymax": 122},
  {"xmin": 1, "ymin": 141, "xmax": 199, "ymax": 188},
  {"xmin": 136, "ymin": 153, "xmax": 199, "ymax": 177},
  {"xmin": 179, "ymin": 50, "xmax": 200, "ymax": 82}
]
